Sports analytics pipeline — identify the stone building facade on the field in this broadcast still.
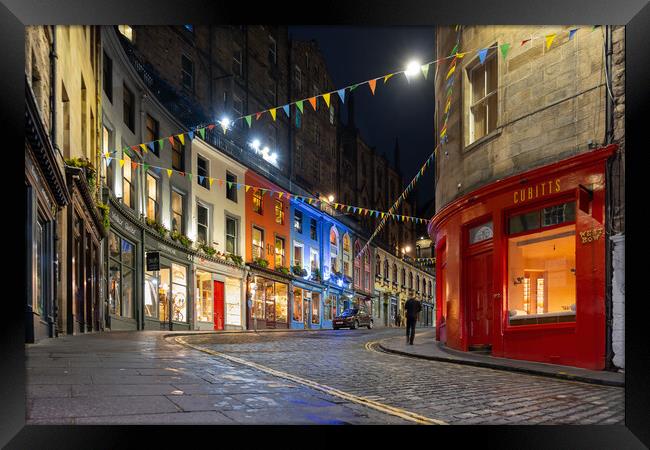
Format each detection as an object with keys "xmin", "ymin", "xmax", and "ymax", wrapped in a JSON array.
[{"xmin": 429, "ymin": 25, "xmax": 625, "ymax": 370}]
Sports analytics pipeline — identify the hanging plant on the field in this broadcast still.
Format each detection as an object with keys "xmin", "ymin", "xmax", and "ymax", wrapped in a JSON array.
[
  {"xmin": 227, "ymin": 254, "xmax": 243, "ymax": 266},
  {"xmin": 275, "ymin": 266, "xmax": 291, "ymax": 276},
  {"xmin": 179, "ymin": 235, "xmax": 193, "ymax": 248},
  {"xmin": 200, "ymin": 243, "xmax": 217, "ymax": 256},
  {"xmin": 253, "ymin": 257, "xmax": 269, "ymax": 268},
  {"xmin": 96, "ymin": 201, "xmax": 110, "ymax": 230}
]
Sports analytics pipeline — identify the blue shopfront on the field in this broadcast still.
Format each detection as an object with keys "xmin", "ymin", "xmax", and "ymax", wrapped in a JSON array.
[{"xmin": 291, "ymin": 279, "xmax": 324, "ymax": 329}]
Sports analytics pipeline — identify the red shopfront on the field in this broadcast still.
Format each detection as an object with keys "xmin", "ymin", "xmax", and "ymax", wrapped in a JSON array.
[{"xmin": 429, "ymin": 145, "xmax": 617, "ymax": 370}]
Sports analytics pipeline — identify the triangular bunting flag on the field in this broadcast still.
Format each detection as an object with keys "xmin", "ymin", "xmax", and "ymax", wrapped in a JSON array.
[
  {"xmin": 178, "ymin": 134, "xmax": 185, "ymax": 145},
  {"xmin": 282, "ymin": 105, "xmax": 290, "ymax": 118},
  {"xmin": 119, "ymin": 159, "xmax": 125, "ymax": 168},
  {"xmin": 221, "ymin": 121, "xmax": 228, "ymax": 133},
  {"xmin": 337, "ymin": 89, "xmax": 345, "ymax": 103},
  {"xmin": 140, "ymin": 143, "xmax": 147, "ymax": 153},
  {"xmin": 569, "ymin": 28, "xmax": 578, "ymax": 40},
  {"xmin": 207, "ymin": 124, "xmax": 216, "ymax": 130},
  {"xmin": 227, "ymin": 181, "xmax": 233, "ymax": 190},
  {"xmin": 521, "ymin": 38, "xmax": 531, "ymax": 46},
  {"xmin": 197, "ymin": 128, "xmax": 206, "ymax": 139},
  {"xmin": 421, "ymin": 64, "xmax": 429, "ymax": 79},
  {"xmin": 168, "ymin": 136, "xmax": 175, "ymax": 146},
  {"xmin": 245, "ymin": 115, "xmax": 252, "ymax": 127},
  {"xmin": 188, "ymin": 131, "xmax": 194, "ymax": 141},
  {"xmin": 323, "ymin": 93, "xmax": 331, "ymax": 108},
  {"xmin": 105, "ymin": 157, "xmax": 113, "ymax": 166},
  {"xmin": 256, "ymin": 112, "xmax": 263, "ymax": 120},
  {"xmin": 349, "ymin": 84, "xmax": 360, "ymax": 91},
  {"xmin": 478, "ymin": 48, "xmax": 488, "ymax": 64},
  {"xmin": 545, "ymin": 33, "xmax": 557, "ymax": 50},
  {"xmin": 198, "ymin": 175, "xmax": 204, "ymax": 185},
  {"xmin": 187, "ymin": 173, "xmax": 192, "ymax": 181},
  {"xmin": 308, "ymin": 97, "xmax": 317, "ymax": 111},
  {"xmin": 209, "ymin": 178, "xmax": 214, "ymax": 187},
  {"xmin": 446, "ymin": 64, "xmax": 456, "ymax": 80},
  {"xmin": 500, "ymin": 43, "xmax": 511, "ymax": 60},
  {"xmin": 245, "ymin": 185, "xmax": 251, "ymax": 192},
  {"xmin": 218, "ymin": 180, "xmax": 224, "ymax": 187},
  {"xmin": 270, "ymin": 108, "xmax": 277, "ymax": 121},
  {"xmin": 368, "ymin": 79, "xmax": 377, "ymax": 95},
  {"xmin": 143, "ymin": 163, "xmax": 150, "ymax": 172},
  {"xmin": 295, "ymin": 100, "xmax": 304, "ymax": 113},
  {"xmin": 166, "ymin": 169, "xmax": 173, "ymax": 178},
  {"xmin": 131, "ymin": 161, "xmax": 138, "ymax": 172}
]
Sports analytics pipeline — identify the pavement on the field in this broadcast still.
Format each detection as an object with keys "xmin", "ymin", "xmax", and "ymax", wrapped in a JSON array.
[
  {"xmin": 24, "ymin": 328, "xmax": 624, "ymax": 425},
  {"xmin": 377, "ymin": 330, "xmax": 625, "ymax": 387}
]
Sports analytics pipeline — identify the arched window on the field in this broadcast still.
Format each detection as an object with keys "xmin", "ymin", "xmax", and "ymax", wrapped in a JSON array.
[
  {"xmin": 383, "ymin": 259, "xmax": 389, "ymax": 280},
  {"xmin": 393, "ymin": 263, "xmax": 398, "ymax": 283},
  {"xmin": 409, "ymin": 272, "xmax": 413, "ymax": 289},
  {"xmin": 428, "ymin": 281, "xmax": 432, "ymax": 297},
  {"xmin": 329, "ymin": 227, "xmax": 339, "ymax": 273},
  {"xmin": 401, "ymin": 268, "xmax": 406, "ymax": 287},
  {"xmin": 363, "ymin": 248, "xmax": 370, "ymax": 291},
  {"xmin": 375, "ymin": 255, "xmax": 381, "ymax": 276},
  {"xmin": 416, "ymin": 275, "xmax": 420, "ymax": 292}
]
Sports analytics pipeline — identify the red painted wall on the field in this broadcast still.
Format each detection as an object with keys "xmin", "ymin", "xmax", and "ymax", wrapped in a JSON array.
[{"xmin": 430, "ymin": 145, "xmax": 616, "ymax": 370}]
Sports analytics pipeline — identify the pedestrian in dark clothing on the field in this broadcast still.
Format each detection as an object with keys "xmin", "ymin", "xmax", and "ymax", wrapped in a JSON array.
[
  {"xmin": 395, "ymin": 313, "xmax": 401, "ymax": 327},
  {"xmin": 404, "ymin": 298, "xmax": 421, "ymax": 345}
]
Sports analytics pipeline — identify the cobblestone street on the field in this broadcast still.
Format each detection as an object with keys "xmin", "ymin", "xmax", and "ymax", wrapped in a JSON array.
[{"xmin": 25, "ymin": 329, "xmax": 624, "ymax": 425}]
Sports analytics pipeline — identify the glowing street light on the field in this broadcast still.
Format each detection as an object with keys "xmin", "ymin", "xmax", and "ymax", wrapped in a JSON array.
[
  {"xmin": 405, "ymin": 60, "xmax": 422, "ymax": 78},
  {"xmin": 219, "ymin": 116, "xmax": 231, "ymax": 132},
  {"xmin": 327, "ymin": 194, "xmax": 335, "ymax": 203},
  {"xmin": 404, "ymin": 246, "xmax": 412, "ymax": 253},
  {"xmin": 250, "ymin": 139, "xmax": 261, "ymax": 151}
]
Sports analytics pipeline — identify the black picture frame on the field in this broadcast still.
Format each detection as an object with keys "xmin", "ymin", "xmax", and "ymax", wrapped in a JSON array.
[{"xmin": 2, "ymin": 0, "xmax": 648, "ymax": 447}]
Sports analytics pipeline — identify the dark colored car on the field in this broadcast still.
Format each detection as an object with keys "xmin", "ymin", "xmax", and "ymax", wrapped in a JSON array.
[{"xmin": 333, "ymin": 308, "xmax": 373, "ymax": 330}]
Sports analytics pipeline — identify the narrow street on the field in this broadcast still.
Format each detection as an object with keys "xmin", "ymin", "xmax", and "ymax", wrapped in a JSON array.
[{"xmin": 26, "ymin": 329, "xmax": 624, "ymax": 425}]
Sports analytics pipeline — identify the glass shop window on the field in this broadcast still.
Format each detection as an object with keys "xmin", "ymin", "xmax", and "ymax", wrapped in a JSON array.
[
  {"xmin": 195, "ymin": 271, "xmax": 213, "ymax": 323},
  {"xmin": 293, "ymin": 287, "xmax": 303, "ymax": 322},
  {"xmin": 171, "ymin": 263, "xmax": 188, "ymax": 322},
  {"xmin": 507, "ymin": 201, "xmax": 577, "ymax": 326}
]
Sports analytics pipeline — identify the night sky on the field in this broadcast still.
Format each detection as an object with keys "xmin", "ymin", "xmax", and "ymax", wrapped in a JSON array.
[{"xmin": 288, "ymin": 27, "xmax": 437, "ymax": 213}]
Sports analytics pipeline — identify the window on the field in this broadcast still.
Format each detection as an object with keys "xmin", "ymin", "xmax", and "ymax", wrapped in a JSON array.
[
  {"xmin": 409, "ymin": 272, "xmax": 413, "ymax": 289},
  {"xmin": 172, "ymin": 138, "xmax": 184, "ymax": 171},
  {"xmin": 171, "ymin": 263, "xmax": 188, "ymax": 322},
  {"xmin": 226, "ymin": 172, "xmax": 237, "ymax": 202},
  {"xmin": 295, "ymin": 66, "xmax": 302, "ymax": 92},
  {"xmin": 330, "ymin": 227, "xmax": 339, "ymax": 273},
  {"xmin": 122, "ymin": 152, "xmax": 134, "ymax": 208},
  {"xmin": 310, "ymin": 219, "xmax": 317, "ymax": 241},
  {"xmin": 268, "ymin": 36, "xmax": 277, "ymax": 64},
  {"xmin": 103, "ymin": 51, "xmax": 112, "ymax": 102},
  {"xmin": 118, "ymin": 25, "xmax": 134, "ymax": 42},
  {"xmin": 293, "ymin": 287, "xmax": 303, "ymax": 322},
  {"xmin": 310, "ymin": 248, "xmax": 319, "ymax": 272},
  {"xmin": 181, "ymin": 55, "xmax": 194, "ymax": 91},
  {"xmin": 469, "ymin": 221, "xmax": 494, "ymax": 244},
  {"xmin": 401, "ymin": 268, "xmax": 406, "ymax": 287},
  {"xmin": 146, "ymin": 173, "xmax": 159, "ymax": 221},
  {"xmin": 171, "ymin": 190, "xmax": 184, "ymax": 233},
  {"xmin": 384, "ymin": 259, "xmax": 389, "ymax": 280},
  {"xmin": 275, "ymin": 200, "xmax": 284, "ymax": 224},
  {"xmin": 416, "ymin": 275, "xmax": 420, "ymax": 292},
  {"xmin": 393, "ymin": 264, "xmax": 398, "ymax": 283},
  {"xmin": 225, "ymin": 216, "xmax": 238, "ymax": 255},
  {"xmin": 253, "ymin": 189, "xmax": 263, "ymax": 214},
  {"xmin": 108, "ymin": 231, "xmax": 134, "ymax": 318},
  {"xmin": 363, "ymin": 252, "xmax": 370, "ymax": 291},
  {"xmin": 123, "ymin": 83, "xmax": 135, "ymax": 132},
  {"xmin": 375, "ymin": 256, "xmax": 381, "ymax": 276},
  {"xmin": 354, "ymin": 244, "xmax": 361, "ymax": 288},
  {"xmin": 274, "ymin": 236, "xmax": 285, "ymax": 267},
  {"xmin": 145, "ymin": 114, "xmax": 160, "ymax": 157},
  {"xmin": 232, "ymin": 48, "xmax": 242, "ymax": 76},
  {"xmin": 467, "ymin": 47, "xmax": 498, "ymax": 144},
  {"xmin": 293, "ymin": 242, "xmax": 303, "ymax": 268},
  {"xmin": 252, "ymin": 227, "xmax": 264, "ymax": 260},
  {"xmin": 294, "ymin": 210, "xmax": 303, "ymax": 233},
  {"xmin": 195, "ymin": 271, "xmax": 213, "ymax": 323},
  {"xmin": 197, "ymin": 155, "xmax": 209, "ymax": 189},
  {"xmin": 507, "ymin": 201, "xmax": 577, "ymax": 326},
  {"xmin": 342, "ymin": 233, "xmax": 351, "ymax": 277},
  {"xmin": 197, "ymin": 203, "xmax": 209, "ymax": 244}
]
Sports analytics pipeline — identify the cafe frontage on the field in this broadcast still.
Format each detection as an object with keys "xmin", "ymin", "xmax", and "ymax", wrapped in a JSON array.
[
  {"xmin": 429, "ymin": 145, "xmax": 617, "ymax": 370},
  {"xmin": 246, "ymin": 264, "xmax": 292, "ymax": 330}
]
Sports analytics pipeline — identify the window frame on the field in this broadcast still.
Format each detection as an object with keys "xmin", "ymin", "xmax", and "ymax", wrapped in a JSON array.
[
  {"xmin": 172, "ymin": 138, "xmax": 185, "ymax": 171},
  {"xmin": 196, "ymin": 202, "xmax": 210, "ymax": 244},
  {"xmin": 171, "ymin": 188, "xmax": 185, "ymax": 234},
  {"xmin": 252, "ymin": 189, "xmax": 263, "ymax": 214},
  {"xmin": 197, "ymin": 154, "xmax": 210, "ymax": 190},
  {"xmin": 466, "ymin": 45, "xmax": 498, "ymax": 145},
  {"xmin": 181, "ymin": 54, "xmax": 194, "ymax": 92},
  {"xmin": 274, "ymin": 235, "xmax": 285, "ymax": 267},
  {"xmin": 122, "ymin": 83, "xmax": 135, "ymax": 132},
  {"xmin": 226, "ymin": 171, "xmax": 238, "ymax": 203},
  {"xmin": 275, "ymin": 200, "xmax": 285, "ymax": 225},
  {"xmin": 145, "ymin": 114, "xmax": 160, "ymax": 157},
  {"xmin": 252, "ymin": 226, "xmax": 265, "ymax": 260},
  {"xmin": 225, "ymin": 215, "xmax": 239, "ymax": 255},
  {"xmin": 294, "ymin": 210, "xmax": 303, "ymax": 233},
  {"xmin": 146, "ymin": 172, "xmax": 159, "ymax": 222}
]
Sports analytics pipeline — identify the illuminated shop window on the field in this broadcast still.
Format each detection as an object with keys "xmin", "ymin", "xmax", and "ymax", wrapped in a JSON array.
[
  {"xmin": 253, "ymin": 189, "xmax": 263, "ymax": 214},
  {"xmin": 507, "ymin": 201, "xmax": 576, "ymax": 326},
  {"xmin": 195, "ymin": 270, "xmax": 213, "ymax": 323}
]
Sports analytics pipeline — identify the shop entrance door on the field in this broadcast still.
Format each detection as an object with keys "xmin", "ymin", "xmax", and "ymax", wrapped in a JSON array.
[
  {"xmin": 213, "ymin": 281, "xmax": 225, "ymax": 330},
  {"xmin": 303, "ymin": 292, "xmax": 311, "ymax": 329},
  {"xmin": 467, "ymin": 249, "xmax": 493, "ymax": 347},
  {"xmin": 158, "ymin": 266, "xmax": 172, "ymax": 330}
]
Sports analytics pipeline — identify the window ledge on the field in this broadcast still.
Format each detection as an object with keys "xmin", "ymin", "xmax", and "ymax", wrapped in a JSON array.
[{"xmin": 463, "ymin": 127, "xmax": 503, "ymax": 154}]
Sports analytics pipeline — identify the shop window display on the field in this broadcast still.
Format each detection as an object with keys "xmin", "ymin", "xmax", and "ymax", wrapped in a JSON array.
[
  {"xmin": 196, "ymin": 271, "xmax": 213, "ymax": 323},
  {"xmin": 171, "ymin": 263, "xmax": 187, "ymax": 322},
  {"xmin": 144, "ymin": 272, "xmax": 158, "ymax": 318},
  {"xmin": 507, "ymin": 202, "xmax": 576, "ymax": 326},
  {"xmin": 293, "ymin": 287, "xmax": 303, "ymax": 322},
  {"xmin": 108, "ymin": 232, "xmax": 134, "ymax": 318},
  {"xmin": 225, "ymin": 279, "xmax": 241, "ymax": 326},
  {"xmin": 312, "ymin": 293, "xmax": 320, "ymax": 325}
]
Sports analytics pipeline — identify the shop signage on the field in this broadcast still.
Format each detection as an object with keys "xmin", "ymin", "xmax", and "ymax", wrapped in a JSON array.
[
  {"xmin": 146, "ymin": 251, "xmax": 160, "ymax": 271},
  {"xmin": 579, "ymin": 227, "xmax": 604, "ymax": 244},
  {"xmin": 109, "ymin": 208, "xmax": 140, "ymax": 239},
  {"xmin": 513, "ymin": 178, "xmax": 561, "ymax": 204}
]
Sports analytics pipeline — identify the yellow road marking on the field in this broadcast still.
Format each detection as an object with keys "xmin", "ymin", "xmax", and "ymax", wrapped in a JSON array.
[{"xmin": 174, "ymin": 335, "xmax": 447, "ymax": 425}]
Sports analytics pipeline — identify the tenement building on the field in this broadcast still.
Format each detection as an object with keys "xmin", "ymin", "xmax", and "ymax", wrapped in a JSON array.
[{"xmin": 428, "ymin": 25, "xmax": 625, "ymax": 370}]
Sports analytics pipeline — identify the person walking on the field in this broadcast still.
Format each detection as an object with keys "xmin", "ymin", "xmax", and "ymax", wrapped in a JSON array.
[{"xmin": 404, "ymin": 297, "xmax": 422, "ymax": 345}]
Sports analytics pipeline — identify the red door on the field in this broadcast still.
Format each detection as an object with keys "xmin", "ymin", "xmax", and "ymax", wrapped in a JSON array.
[
  {"xmin": 467, "ymin": 250, "xmax": 493, "ymax": 347},
  {"xmin": 213, "ymin": 281, "xmax": 225, "ymax": 331}
]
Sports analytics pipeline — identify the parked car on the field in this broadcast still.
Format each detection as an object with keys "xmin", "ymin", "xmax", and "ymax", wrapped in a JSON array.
[{"xmin": 333, "ymin": 308, "xmax": 373, "ymax": 330}]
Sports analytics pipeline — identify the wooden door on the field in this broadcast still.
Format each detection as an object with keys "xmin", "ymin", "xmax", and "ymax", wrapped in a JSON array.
[
  {"xmin": 468, "ymin": 250, "xmax": 493, "ymax": 346},
  {"xmin": 213, "ymin": 281, "xmax": 224, "ymax": 330}
]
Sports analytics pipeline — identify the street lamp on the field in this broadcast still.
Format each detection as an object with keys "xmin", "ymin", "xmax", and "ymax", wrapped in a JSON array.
[
  {"xmin": 405, "ymin": 60, "xmax": 422, "ymax": 78},
  {"xmin": 219, "ymin": 116, "xmax": 231, "ymax": 132},
  {"xmin": 328, "ymin": 194, "xmax": 335, "ymax": 203}
]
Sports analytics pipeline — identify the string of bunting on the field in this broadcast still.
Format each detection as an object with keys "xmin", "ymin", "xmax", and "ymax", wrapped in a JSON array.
[
  {"xmin": 105, "ymin": 26, "xmax": 594, "ymax": 159},
  {"xmin": 356, "ymin": 148, "xmax": 437, "ymax": 260},
  {"xmin": 101, "ymin": 153, "xmax": 431, "ymax": 224}
]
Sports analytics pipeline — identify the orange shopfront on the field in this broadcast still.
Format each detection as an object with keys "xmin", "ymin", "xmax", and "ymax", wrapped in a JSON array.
[{"xmin": 429, "ymin": 145, "xmax": 616, "ymax": 370}]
